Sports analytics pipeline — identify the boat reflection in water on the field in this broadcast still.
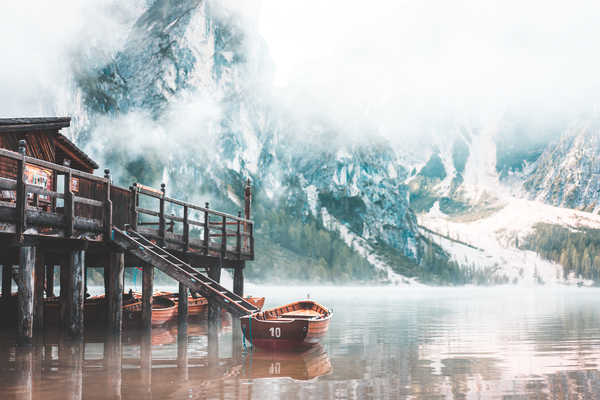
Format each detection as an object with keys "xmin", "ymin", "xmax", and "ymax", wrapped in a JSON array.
[{"xmin": 243, "ymin": 345, "xmax": 332, "ymax": 381}]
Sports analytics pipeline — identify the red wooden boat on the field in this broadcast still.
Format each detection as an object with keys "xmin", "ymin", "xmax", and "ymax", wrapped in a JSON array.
[
  {"xmin": 122, "ymin": 295, "xmax": 177, "ymax": 327},
  {"xmin": 240, "ymin": 300, "xmax": 332, "ymax": 350},
  {"xmin": 155, "ymin": 292, "xmax": 265, "ymax": 316}
]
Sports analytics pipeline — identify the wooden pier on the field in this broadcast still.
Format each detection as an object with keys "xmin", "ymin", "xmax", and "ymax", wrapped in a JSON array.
[{"xmin": 0, "ymin": 117, "xmax": 255, "ymax": 345}]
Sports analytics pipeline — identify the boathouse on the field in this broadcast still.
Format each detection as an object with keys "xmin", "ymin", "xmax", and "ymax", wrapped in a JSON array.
[{"xmin": 0, "ymin": 117, "xmax": 256, "ymax": 345}]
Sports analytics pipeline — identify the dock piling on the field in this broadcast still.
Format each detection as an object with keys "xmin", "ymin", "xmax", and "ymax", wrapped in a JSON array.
[
  {"xmin": 2, "ymin": 264, "xmax": 11, "ymax": 298},
  {"xmin": 142, "ymin": 264, "xmax": 153, "ymax": 330},
  {"xmin": 66, "ymin": 250, "xmax": 85, "ymax": 338},
  {"xmin": 33, "ymin": 250, "xmax": 45, "ymax": 331},
  {"xmin": 17, "ymin": 246, "xmax": 35, "ymax": 346},
  {"xmin": 107, "ymin": 252, "xmax": 124, "ymax": 333}
]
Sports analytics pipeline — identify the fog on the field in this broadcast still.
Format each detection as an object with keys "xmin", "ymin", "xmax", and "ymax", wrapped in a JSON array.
[
  {"xmin": 259, "ymin": 0, "xmax": 600, "ymax": 142},
  {"xmin": 2, "ymin": 1, "xmax": 600, "ymax": 148}
]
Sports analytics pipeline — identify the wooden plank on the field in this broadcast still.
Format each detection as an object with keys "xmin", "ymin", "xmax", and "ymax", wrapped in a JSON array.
[
  {"xmin": 17, "ymin": 246, "xmax": 35, "ymax": 345},
  {"xmin": 33, "ymin": 249, "xmax": 45, "ymax": 331},
  {"xmin": 0, "ymin": 177, "xmax": 16, "ymax": 190},
  {"xmin": 73, "ymin": 196, "xmax": 103, "ymax": 207},
  {"xmin": 107, "ymin": 252, "xmax": 124, "ymax": 334},
  {"xmin": 203, "ymin": 206, "xmax": 209, "ymax": 256},
  {"xmin": 25, "ymin": 184, "xmax": 63, "ymax": 199},
  {"xmin": 137, "ymin": 207, "xmax": 159, "ymax": 217}
]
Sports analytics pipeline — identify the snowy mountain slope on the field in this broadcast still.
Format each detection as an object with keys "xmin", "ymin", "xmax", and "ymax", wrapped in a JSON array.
[
  {"xmin": 524, "ymin": 116, "xmax": 600, "ymax": 212},
  {"xmin": 62, "ymin": 0, "xmax": 426, "ymax": 282},
  {"xmin": 419, "ymin": 194, "xmax": 600, "ymax": 285}
]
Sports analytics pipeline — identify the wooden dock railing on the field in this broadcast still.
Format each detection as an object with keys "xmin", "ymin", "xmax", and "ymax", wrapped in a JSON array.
[
  {"xmin": 0, "ymin": 143, "xmax": 254, "ymax": 261},
  {"xmin": 130, "ymin": 183, "xmax": 254, "ymax": 260},
  {"xmin": 0, "ymin": 144, "xmax": 111, "ymax": 240}
]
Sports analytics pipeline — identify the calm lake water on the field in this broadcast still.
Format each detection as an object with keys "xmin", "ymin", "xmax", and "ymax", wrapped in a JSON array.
[{"xmin": 2, "ymin": 286, "xmax": 600, "ymax": 399}]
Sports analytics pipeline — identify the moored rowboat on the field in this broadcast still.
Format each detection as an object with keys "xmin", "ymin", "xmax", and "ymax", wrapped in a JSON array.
[{"xmin": 240, "ymin": 300, "xmax": 332, "ymax": 350}]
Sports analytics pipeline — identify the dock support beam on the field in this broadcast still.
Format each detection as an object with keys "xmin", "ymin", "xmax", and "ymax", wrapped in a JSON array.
[
  {"xmin": 66, "ymin": 250, "xmax": 85, "ymax": 339},
  {"xmin": 207, "ymin": 266, "xmax": 221, "ymax": 320},
  {"xmin": 177, "ymin": 282, "xmax": 188, "ymax": 330},
  {"xmin": 233, "ymin": 264, "xmax": 244, "ymax": 297},
  {"xmin": 33, "ymin": 250, "xmax": 45, "ymax": 331},
  {"xmin": 2, "ymin": 264, "xmax": 11, "ymax": 298},
  {"xmin": 142, "ymin": 264, "xmax": 153, "ymax": 330},
  {"xmin": 17, "ymin": 246, "xmax": 35, "ymax": 346},
  {"xmin": 107, "ymin": 252, "xmax": 124, "ymax": 334}
]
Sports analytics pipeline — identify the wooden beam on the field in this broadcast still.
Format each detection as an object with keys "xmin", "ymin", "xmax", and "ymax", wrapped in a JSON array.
[
  {"xmin": 107, "ymin": 252, "xmax": 124, "ymax": 334},
  {"xmin": 17, "ymin": 246, "xmax": 35, "ymax": 345},
  {"xmin": 207, "ymin": 266, "xmax": 221, "ymax": 321},
  {"xmin": 142, "ymin": 264, "xmax": 153, "ymax": 330},
  {"xmin": 33, "ymin": 249, "xmax": 45, "ymax": 331},
  {"xmin": 2, "ymin": 264, "xmax": 12, "ymax": 298},
  {"xmin": 233, "ymin": 265, "xmax": 244, "ymax": 297},
  {"xmin": 64, "ymin": 169, "xmax": 74, "ymax": 237},
  {"xmin": 178, "ymin": 282, "xmax": 188, "ymax": 329},
  {"xmin": 67, "ymin": 250, "xmax": 85, "ymax": 338}
]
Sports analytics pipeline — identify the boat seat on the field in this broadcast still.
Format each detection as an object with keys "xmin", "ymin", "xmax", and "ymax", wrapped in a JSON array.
[{"xmin": 279, "ymin": 309, "xmax": 321, "ymax": 318}]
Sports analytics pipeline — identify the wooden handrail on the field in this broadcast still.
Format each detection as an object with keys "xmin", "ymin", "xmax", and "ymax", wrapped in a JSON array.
[
  {"xmin": 133, "ymin": 183, "xmax": 253, "ymax": 224},
  {"xmin": 0, "ymin": 148, "xmax": 107, "ymax": 183}
]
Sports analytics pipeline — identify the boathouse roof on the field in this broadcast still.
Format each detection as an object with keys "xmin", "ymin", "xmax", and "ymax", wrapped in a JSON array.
[{"xmin": 0, "ymin": 117, "xmax": 98, "ymax": 172}]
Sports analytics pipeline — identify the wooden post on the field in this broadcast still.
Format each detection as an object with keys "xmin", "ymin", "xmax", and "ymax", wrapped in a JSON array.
[
  {"xmin": 64, "ymin": 168, "xmax": 74, "ymax": 237},
  {"xmin": 59, "ymin": 260, "xmax": 69, "ymax": 329},
  {"xmin": 16, "ymin": 140, "xmax": 27, "ymax": 242},
  {"xmin": 103, "ymin": 169, "xmax": 113, "ymax": 239},
  {"xmin": 203, "ymin": 202, "xmax": 209, "ymax": 255},
  {"xmin": 107, "ymin": 252, "xmax": 124, "ymax": 334},
  {"xmin": 142, "ymin": 264, "xmax": 153, "ymax": 330},
  {"xmin": 207, "ymin": 266, "xmax": 221, "ymax": 321},
  {"xmin": 159, "ymin": 183, "xmax": 166, "ymax": 246},
  {"xmin": 17, "ymin": 246, "xmax": 35, "ymax": 346},
  {"xmin": 236, "ymin": 211, "xmax": 242, "ymax": 258},
  {"xmin": 45, "ymin": 265, "xmax": 54, "ymax": 297},
  {"xmin": 129, "ymin": 184, "xmax": 138, "ymax": 230},
  {"xmin": 244, "ymin": 179, "xmax": 252, "ymax": 255},
  {"xmin": 33, "ymin": 250, "xmax": 45, "ymax": 331},
  {"xmin": 2, "ymin": 264, "xmax": 12, "ymax": 298},
  {"xmin": 233, "ymin": 263, "xmax": 244, "ymax": 297},
  {"xmin": 183, "ymin": 205, "xmax": 189, "ymax": 252},
  {"xmin": 178, "ymin": 282, "xmax": 188, "ymax": 329},
  {"xmin": 67, "ymin": 250, "xmax": 85, "ymax": 338},
  {"xmin": 221, "ymin": 215, "xmax": 227, "ymax": 260}
]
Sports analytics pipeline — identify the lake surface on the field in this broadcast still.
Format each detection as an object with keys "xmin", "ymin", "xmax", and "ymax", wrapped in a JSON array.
[{"xmin": 2, "ymin": 286, "xmax": 600, "ymax": 399}]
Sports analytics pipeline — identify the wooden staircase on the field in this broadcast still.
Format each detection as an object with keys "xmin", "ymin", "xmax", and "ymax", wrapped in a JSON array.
[{"xmin": 111, "ymin": 226, "xmax": 259, "ymax": 316}]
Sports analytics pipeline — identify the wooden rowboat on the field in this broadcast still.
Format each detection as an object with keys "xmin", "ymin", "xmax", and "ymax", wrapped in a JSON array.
[
  {"xmin": 122, "ymin": 296, "xmax": 177, "ymax": 327},
  {"xmin": 240, "ymin": 300, "xmax": 332, "ymax": 350},
  {"xmin": 155, "ymin": 292, "xmax": 266, "ymax": 316}
]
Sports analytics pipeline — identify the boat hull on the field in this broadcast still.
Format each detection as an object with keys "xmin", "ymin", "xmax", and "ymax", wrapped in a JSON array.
[{"xmin": 241, "ymin": 315, "xmax": 330, "ymax": 350}]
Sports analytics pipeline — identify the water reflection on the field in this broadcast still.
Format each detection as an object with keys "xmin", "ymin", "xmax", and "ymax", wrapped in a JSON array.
[
  {"xmin": 243, "ymin": 345, "xmax": 332, "ymax": 381},
  {"xmin": 2, "ymin": 287, "xmax": 600, "ymax": 399}
]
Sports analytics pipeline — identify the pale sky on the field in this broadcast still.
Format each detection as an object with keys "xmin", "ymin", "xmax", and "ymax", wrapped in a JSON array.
[{"xmin": 258, "ymin": 0, "xmax": 600, "ymax": 125}]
